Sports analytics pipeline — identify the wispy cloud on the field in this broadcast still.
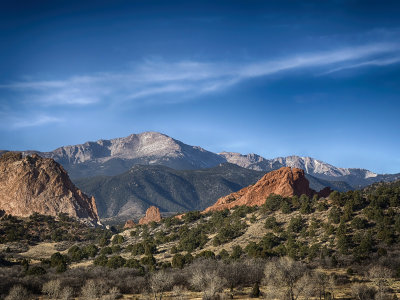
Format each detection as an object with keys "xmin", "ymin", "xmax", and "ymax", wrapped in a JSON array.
[
  {"xmin": 322, "ymin": 56, "xmax": 400, "ymax": 74},
  {"xmin": 1, "ymin": 42, "xmax": 400, "ymax": 107},
  {"xmin": 11, "ymin": 115, "xmax": 64, "ymax": 129}
]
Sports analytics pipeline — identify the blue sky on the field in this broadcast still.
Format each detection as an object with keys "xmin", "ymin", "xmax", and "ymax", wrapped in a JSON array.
[{"xmin": 1, "ymin": 0, "xmax": 400, "ymax": 174}]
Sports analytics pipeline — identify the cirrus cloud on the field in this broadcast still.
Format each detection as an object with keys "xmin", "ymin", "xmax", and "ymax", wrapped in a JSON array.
[{"xmin": 1, "ymin": 42, "xmax": 400, "ymax": 109}]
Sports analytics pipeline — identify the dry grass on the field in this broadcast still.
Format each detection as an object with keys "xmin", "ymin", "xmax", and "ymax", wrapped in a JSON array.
[{"xmin": 19, "ymin": 242, "xmax": 59, "ymax": 260}]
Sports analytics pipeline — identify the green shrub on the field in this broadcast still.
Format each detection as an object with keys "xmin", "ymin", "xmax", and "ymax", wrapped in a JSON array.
[
  {"xmin": 100, "ymin": 247, "xmax": 113, "ymax": 255},
  {"xmin": 316, "ymin": 201, "xmax": 328, "ymax": 211},
  {"xmin": 112, "ymin": 234, "xmax": 124, "ymax": 245},
  {"xmin": 336, "ymin": 234, "xmax": 351, "ymax": 255},
  {"xmin": 26, "ymin": 266, "xmax": 46, "ymax": 276},
  {"xmin": 93, "ymin": 254, "xmax": 108, "ymax": 266},
  {"xmin": 281, "ymin": 201, "xmax": 292, "ymax": 214},
  {"xmin": 178, "ymin": 226, "xmax": 208, "ymax": 251},
  {"xmin": 124, "ymin": 258, "xmax": 145, "ymax": 274},
  {"xmin": 163, "ymin": 216, "xmax": 181, "ymax": 228},
  {"xmin": 106, "ymin": 255, "xmax": 126, "ymax": 269},
  {"xmin": 50, "ymin": 252, "xmax": 69, "ymax": 272},
  {"xmin": 300, "ymin": 194, "xmax": 313, "ymax": 214},
  {"xmin": 99, "ymin": 236, "xmax": 110, "ymax": 247},
  {"xmin": 183, "ymin": 211, "xmax": 202, "ymax": 223},
  {"xmin": 144, "ymin": 241, "xmax": 156, "ymax": 255},
  {"xmin": 351, "ymin": 217, "xmax": 368, "ymax": 230},
  {"xmin": 260, "ymin": 233, "xmax": 280, "ymax": 250},
  {"xmin": 329, "ymin": 207, "xmax": 341, "ymax": 224},
  {"xmin": 288, "ymin": 216, "xmax": 304, "ymax": 233},
  {"xmin": 184, "ymin": 253, "xmax": 194, "ymax": 265},
  {"xmin": 68, "ymin": 245, "xmax": 88, "ymax": 262},
  {"xmin": 218, "ymin": 249, "xmax": 230, "ymax": 260},
  {"xmin": 264, "ymin": 216, "xmax": 278, "ymax": 230},
  {"xmin": 172, "ymin": 253, "xmax": 185, "ymax": 269},
  {"xmin": 231, "ymin": 245, "xmax": 243, "ymax": 260},
  {"xmin": 111, "ymin": 245, "xmax": 122, "ymax": 253},
  {"xmin": 140, "ymin": 255, "xmax": 156, "ymax": 270},
  {"xmin": 250, "ymin": 282, "xmax": 260, "ymax": 298},
  {"xmin": 196, "ymin": 250, "xmax": 215, "ymax": 259},
  {"xmin": 264, "ymin": 194, "xmax": 283, "ymax": 211},
  {"xmin": 83, "ymin": 244, "xmax": 98, "ymax": 257},
  {"xmin": 232, "ymin": 205, "xmax": 256, "ymax": 218},
  {"xmin": 131, "ymin": 243, "xmax": 145, "ymax": 256},
  {"xmin": 213, "ymin": 220, "xmax": 246, "ymax": 245}
]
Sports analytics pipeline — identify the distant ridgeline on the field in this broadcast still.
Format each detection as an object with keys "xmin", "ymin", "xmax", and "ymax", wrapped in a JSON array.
[{"xmin": 1, "ymin": 131, "xmax": 399, "ymax": 222}]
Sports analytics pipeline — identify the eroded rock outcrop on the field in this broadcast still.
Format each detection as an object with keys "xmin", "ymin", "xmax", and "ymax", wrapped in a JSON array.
[
  {"xmin": 0, "ymin": 152, "xmax": 99, "ymax": 223},
  {"xmin": 205, "ymin": 167, "xmax": 329, "ymax": 212},
  {"xmin": 124, "ymin": 219, "xmax": 136, "ymax": 229},
  {"xmin": 138, "ymin": 206, "xmax": 161, "ymax": 225}
]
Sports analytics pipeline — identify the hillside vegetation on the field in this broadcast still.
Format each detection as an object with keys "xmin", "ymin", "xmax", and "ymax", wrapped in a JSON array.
[{"xmin": 1, "ymin": 181, "xmax": 400, "ymax": 299}]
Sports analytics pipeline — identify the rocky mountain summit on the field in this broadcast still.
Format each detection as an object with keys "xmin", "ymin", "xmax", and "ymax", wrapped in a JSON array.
[
  {"xmin": 205, "ymin": 167, "xmax": 331, "ymax": 212},
  {"xmin": 21, "ymin": 132, "xmax": 225, "ymax": 179},
  {"xmin": 0, "ymin": 152, "xmax": 99, "ymax": 223}
]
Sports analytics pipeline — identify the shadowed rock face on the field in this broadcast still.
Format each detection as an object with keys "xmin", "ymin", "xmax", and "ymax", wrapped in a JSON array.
[
  {"xmin": 138, "ymin": 206, "xmax": 161, "ymax": 225},
  {"xmin": 0, "ymin": 152, "xmax": 99, "ymax": 223},
  {"xmin": 205, "ymin": 167, "xmax": 329, "ymax": 212}
]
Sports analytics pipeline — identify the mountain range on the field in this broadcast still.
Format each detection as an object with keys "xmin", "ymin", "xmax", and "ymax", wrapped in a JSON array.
[
  {"xmin": 3, "ymin": 131, "xmax": 398, "ymax": 189},
  {"xmin": 2, "ymin": 131, "xmax": 400, "ymax": 221},
  {"xmin": 218, "ymin": 152, "xmax": 399, "ymax": 188}
]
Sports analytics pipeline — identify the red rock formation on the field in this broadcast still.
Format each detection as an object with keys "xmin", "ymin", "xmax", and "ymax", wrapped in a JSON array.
[
  {"xmin": 139, "ymin": 206, "xmax": 161, "ymax": 225},
  {"xmin": 124, "ymin": 219, "xmax": 136, "ymax": 229},
  {"xmin": 205, "ymin": 167, "xmax": 320, "ymax": 212},
  {"xmin": 0, "ymin": 152, "xmax": 99, "ymax": 223}
]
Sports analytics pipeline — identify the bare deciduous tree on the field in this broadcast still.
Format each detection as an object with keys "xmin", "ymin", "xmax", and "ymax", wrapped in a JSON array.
[
  {"xmin": 80, "ymin": 279, "xmax": 108, "ymax": 300},
  {"xmin": 298, "ymin": 274, "xmax": 315, "ymax": 300},
  {"xmin": 263, "ymin": 256, "xmax": 310, "ymax": 300},
  {"xmin": 223, "ymin": 261, "xmax": 242, "ymax": 292},
  {"xmin": 202, "ymin": 270, "xmax": 227, "ymax": 300},
  {"xmin": 368, "ymin": 265, "xmax": 393, "ymax": 300},
  {"xmin": 149, "ymin": 270, "xmax": 173, "ymax": 300},
  {"xmin": 100, "ymin": 287, "xmax": 121, "ymax": 300},
  {"xmin": 172, "ymin": 285, "xmax": 189, "ymax": 300},
  {"xmin": 188, "ymin": 259, "xmax": 226, "ymax": 300},
  {"xmin": 42, "ymin": 279, "xmax": 62, "ymax": 299},
  {"xmin": 222, "ymin": 258, "xmax": 265, "ymax": 295},
  {"xmin": 313, "ymin": 272, "xmax": 332, "ymax": 300},
  {"xmin": 351, "ymin": 283, "xmax": 377, "ymax": 300},
  {"xmin": 5, "ymin": 285, "xmax": 30, "ymax": 300},
  {"xmin": 60, "ymin": 286, "xmax": 74, "ymax": 300},
  {"xmin": 245, "ymin": 258, "xmax": 265, "ymax": 285}
]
